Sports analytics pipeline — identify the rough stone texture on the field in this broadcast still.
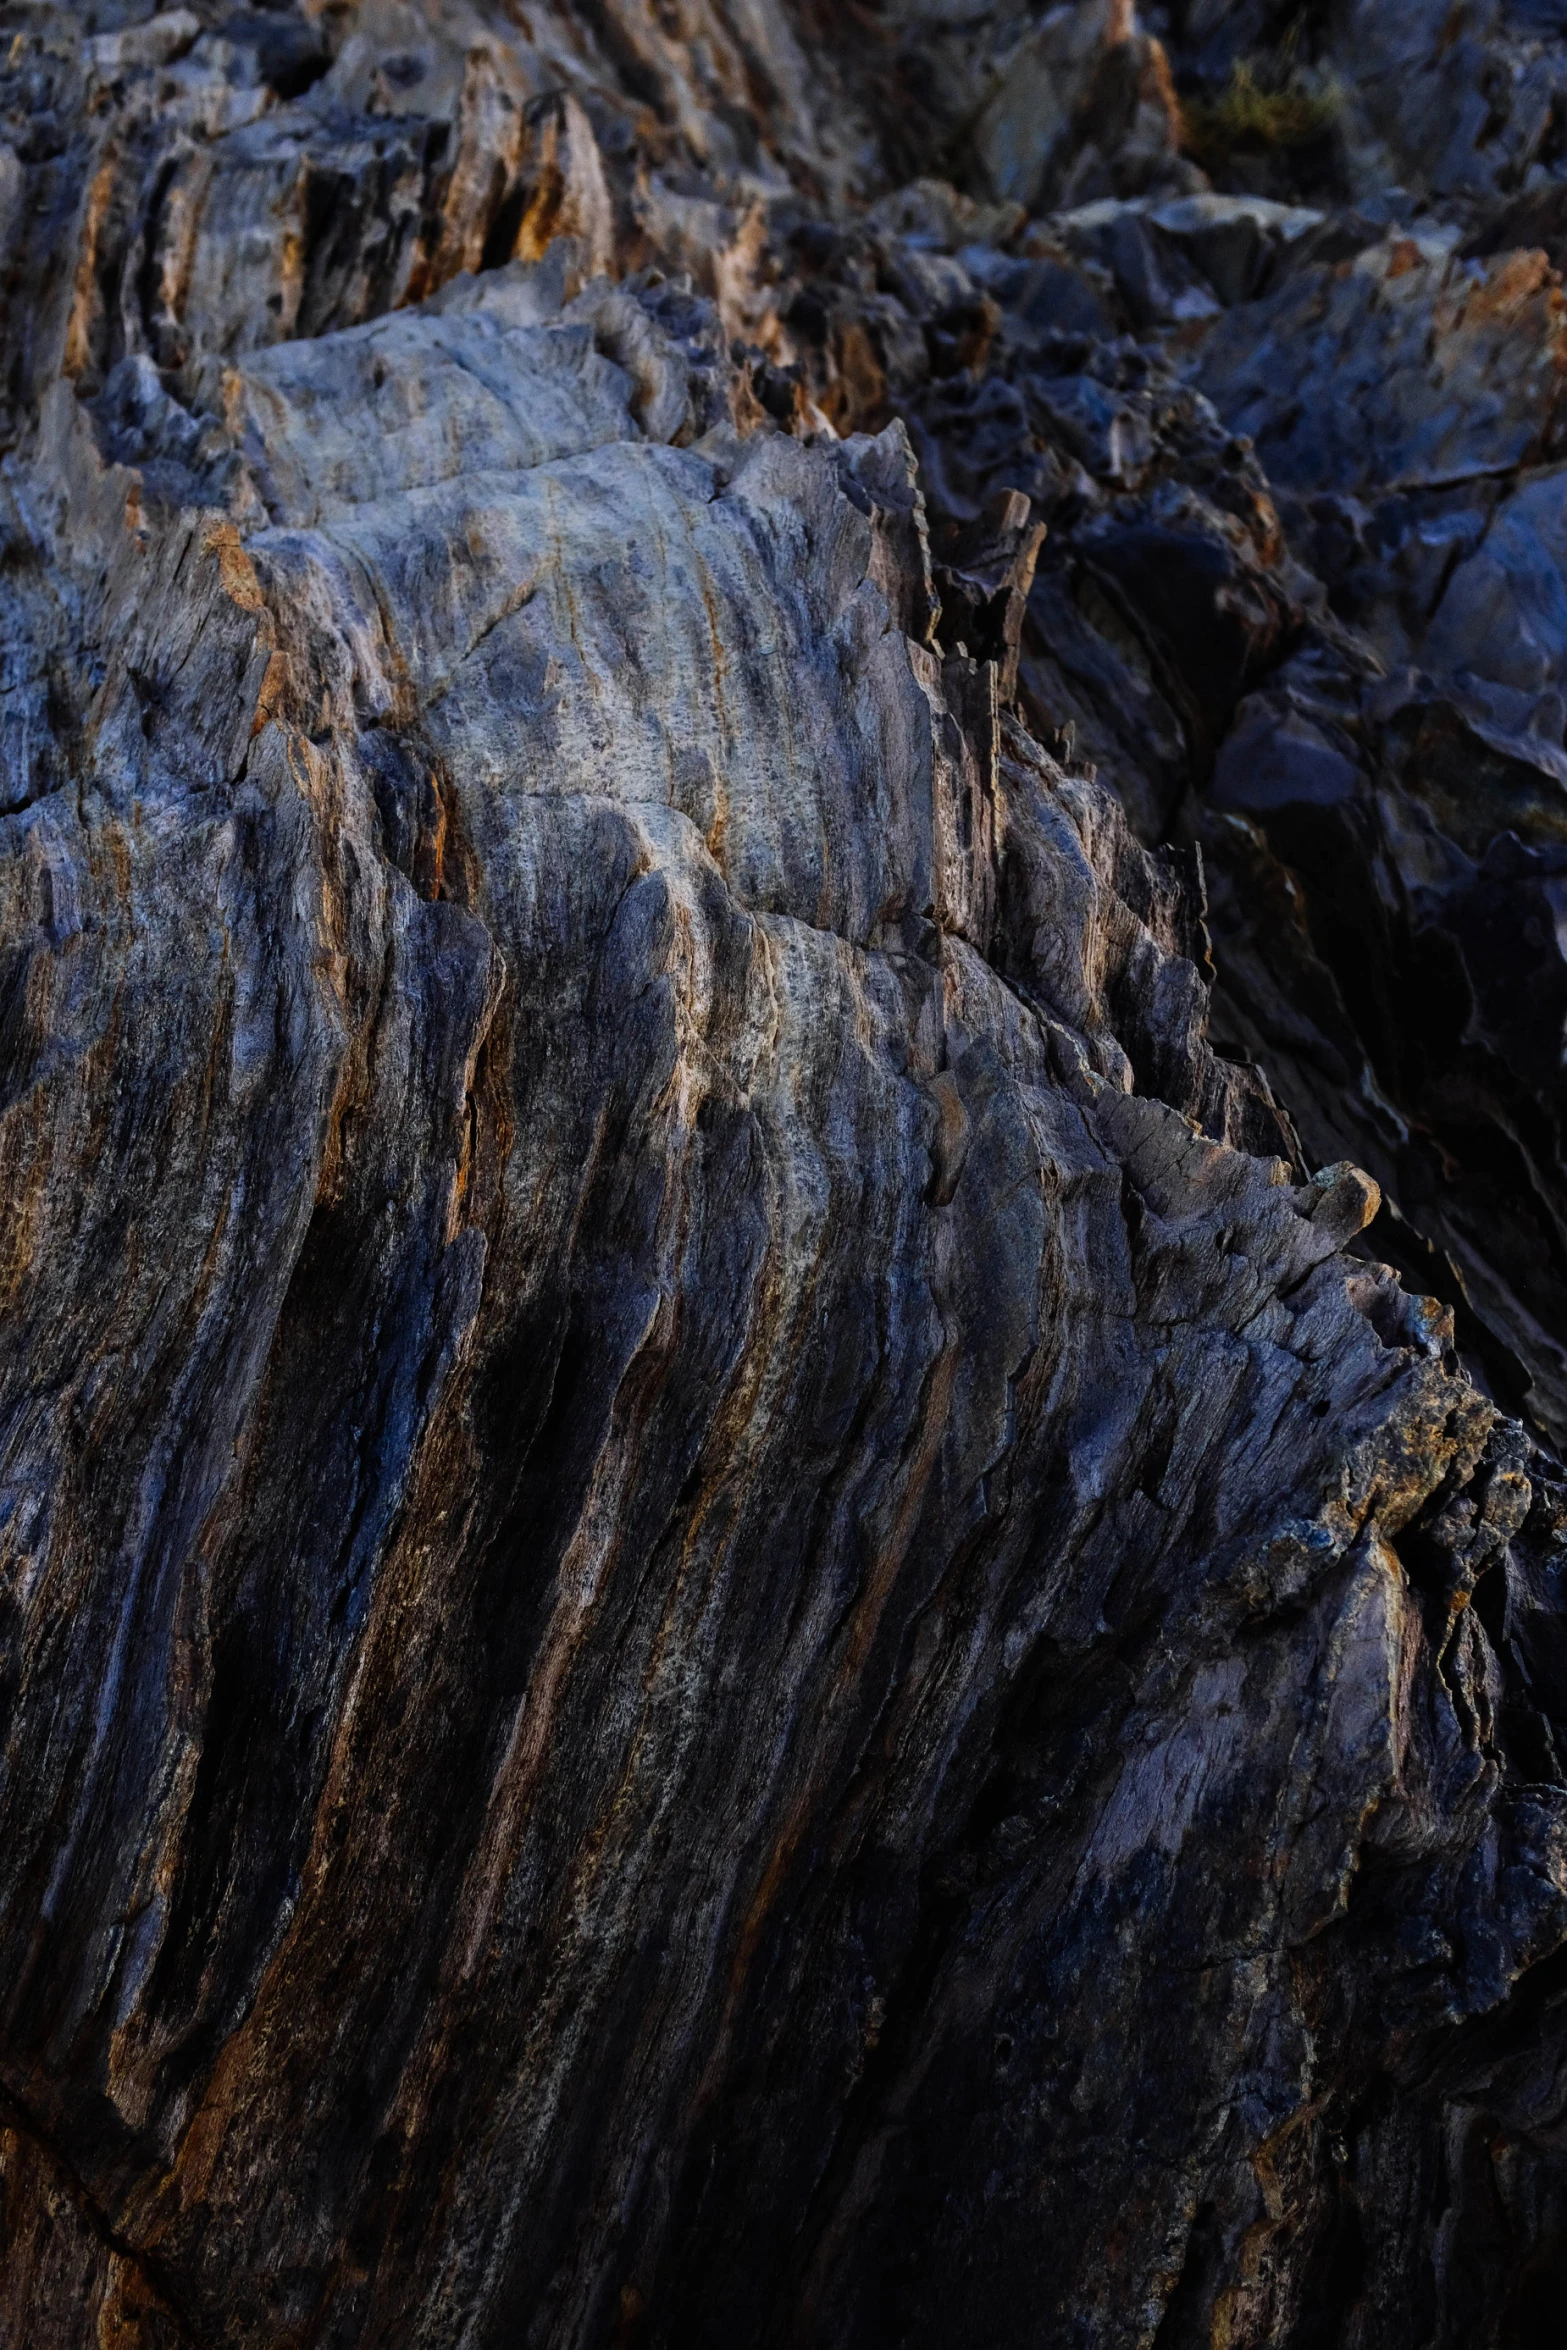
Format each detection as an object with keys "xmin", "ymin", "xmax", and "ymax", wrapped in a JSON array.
[{"xmin": 7, "ymin": 6, "xmax": 1567, "ymax": 2349}]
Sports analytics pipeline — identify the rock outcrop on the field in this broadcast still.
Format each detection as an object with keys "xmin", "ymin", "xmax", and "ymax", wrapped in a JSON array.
[{"xmin": 6, "ymin": 7, "xmax": 1567, "ymax": 2347}]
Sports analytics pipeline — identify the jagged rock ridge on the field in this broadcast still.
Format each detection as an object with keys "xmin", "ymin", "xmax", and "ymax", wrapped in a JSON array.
[{"xmin": 4, "ymin": 7, "xmax": 1567, "ymax": 2347}]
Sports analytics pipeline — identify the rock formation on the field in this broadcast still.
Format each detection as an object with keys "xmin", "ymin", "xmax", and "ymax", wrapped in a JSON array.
[{"xmin": 5, "ymin": 5, "xmax": 1567, "ymax": 2345}]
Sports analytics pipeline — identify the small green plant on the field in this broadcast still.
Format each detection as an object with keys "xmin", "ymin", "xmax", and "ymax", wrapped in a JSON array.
[{"xmin": 1180, "ymin": 60, "xmax": 1341, "ymax": 169}]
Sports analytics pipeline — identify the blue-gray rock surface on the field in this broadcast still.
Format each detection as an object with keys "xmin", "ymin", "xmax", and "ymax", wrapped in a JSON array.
[{"xmin": 6, "ymin": 7, "xmax": 1567, "ymax": 2348}]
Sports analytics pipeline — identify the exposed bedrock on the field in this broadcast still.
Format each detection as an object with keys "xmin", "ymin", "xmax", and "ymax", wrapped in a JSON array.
[{"xmin": 5, "ymin": 7, "xmax": 1567, "ymax": 2348}]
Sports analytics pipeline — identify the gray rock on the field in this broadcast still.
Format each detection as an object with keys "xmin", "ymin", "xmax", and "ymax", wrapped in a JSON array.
[{"xmin": 5, "ymin": 9, "xmax": 1567, "ymax": 2350}]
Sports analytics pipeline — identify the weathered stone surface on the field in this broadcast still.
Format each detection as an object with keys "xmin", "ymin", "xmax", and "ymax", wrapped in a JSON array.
[{"xmin": 7, "ymin": 6, "xmax": 1567, "ymax": 2348}]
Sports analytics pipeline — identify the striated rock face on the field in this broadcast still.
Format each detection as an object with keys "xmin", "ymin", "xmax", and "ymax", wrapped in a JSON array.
[{"xmin": 6, "ymin": 7, "xmax": 1567, "ymax": 2347}]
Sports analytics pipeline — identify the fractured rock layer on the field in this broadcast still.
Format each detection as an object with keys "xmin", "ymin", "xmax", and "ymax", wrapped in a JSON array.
[{"xmin": 5, "ymin": 7, "xmax": 1567, "ymax": 2347}]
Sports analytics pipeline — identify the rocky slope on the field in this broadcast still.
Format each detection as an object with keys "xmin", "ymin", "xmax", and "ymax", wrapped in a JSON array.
[{"xmin": 5, "ymin": 5, "xmax": 1567, "ymax": 2346}]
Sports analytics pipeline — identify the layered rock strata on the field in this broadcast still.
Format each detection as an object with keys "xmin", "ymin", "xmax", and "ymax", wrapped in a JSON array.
[{"xmin": 5, "ymin": 7, "xmax": 1567, "ymax": 2347}]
